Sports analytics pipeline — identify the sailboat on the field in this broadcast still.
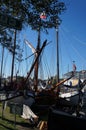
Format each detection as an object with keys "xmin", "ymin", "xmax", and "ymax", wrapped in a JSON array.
[
  {"xmin": 24, "ymin": 39, "xmax": 57, "ymax": 107},
  {"xmin": 0, "ymin": 11, "xmax": 86, "ymax": 128},
  {"xmin": 23, "ymin": 38, "xmax": 86, "ymax": 115},
  {"xmin": 58, "ymin": 78, "xmax": 86, "ymax": 106}
]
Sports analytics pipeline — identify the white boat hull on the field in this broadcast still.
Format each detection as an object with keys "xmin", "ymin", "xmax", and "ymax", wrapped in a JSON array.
[{"xmin": 59, "ymin": 91, "xmax": 81, "ymax": 106}]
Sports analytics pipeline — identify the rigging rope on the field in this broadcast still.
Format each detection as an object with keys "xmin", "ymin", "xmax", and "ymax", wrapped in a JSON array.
[
  {"xmin": 3, "ymin": 49, "xmax": 9, "ymax": 77},
  {"xmin": 60, "ymin": 25, "xmax": 86, "ymax": 72},
  {"xmin": 43, "ymin": 50, "xmax": 52, "ymax": 79}
]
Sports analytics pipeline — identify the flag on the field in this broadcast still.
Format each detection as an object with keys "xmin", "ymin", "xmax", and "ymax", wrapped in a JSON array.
[
  {"xmin": 40, "ymin": 12, "xmax": 46, "ymax": 19},
  {"xmin": 73, "ymin": 63, "xmax": 77, "ymax": 71}
]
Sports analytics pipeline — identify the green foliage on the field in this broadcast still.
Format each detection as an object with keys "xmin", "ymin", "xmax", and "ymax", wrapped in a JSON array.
[
  {"xmin": 0, "ymin": 0, "xmax": 66, "ymax": 31},
  {"xmin": 0, "ymin": 0, "xmax": 66, "ymax": 61},
  {"xmin": 0, "ymin": 29, "xmax": 23, "ymax": 61}
]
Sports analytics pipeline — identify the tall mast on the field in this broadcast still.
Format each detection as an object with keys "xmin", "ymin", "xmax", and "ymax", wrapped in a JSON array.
[
  {"xmin": 56, "ymin": 19, "xmax": 59, "ymax": 83},
  {"xmin": 24, "ymin": 40, "xmax": 47, "ymax": 86},
  {"xmin": 34, "ymin": 27, "xmax": 41, "ymax": 91},
  {"xmin": 11, "ymin": 29, "xmax": 16, "ymax": 85},
  {"xmin": 34, "ymin": 12, "xmax": 46, "ymax": 91},
  {"xmin": 0, "ymin": 46, "xmax": 4, "ymax": 87}
]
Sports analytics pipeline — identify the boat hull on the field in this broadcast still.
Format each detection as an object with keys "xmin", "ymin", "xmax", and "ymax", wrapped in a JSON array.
[
  {"xmin": 59, "ymin": 91, "xmax": 82, "ymax": 106},
  {"xmin": 47, "ymin": 106, "xmax": 86, "ymax": 130}
]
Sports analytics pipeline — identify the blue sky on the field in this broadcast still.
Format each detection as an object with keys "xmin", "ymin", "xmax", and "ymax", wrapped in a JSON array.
[
  {"xmin": 58, "ymin": 0, "xmax": 86, "ymax": 77},
  {"xmin": 23, "ymin": 0, "xmax": 86, "ymax": 79},
  {"xmin": 1, "ymin": 0, "xmax": 86, "ymax": 79}
]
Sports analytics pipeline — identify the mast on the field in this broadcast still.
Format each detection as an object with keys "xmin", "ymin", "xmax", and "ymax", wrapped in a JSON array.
[
  {"xmin": 24, "ymin": 40, "xmax": 47, "ymax": 86},
  {"xmin": 34, "ymin": 12, "xmax": 46, "ymax": 91},
  {"xmin": 56, "ymin": 24, "xmax": 59, "ymax": 83},
  {"xmin": 0, "ymin": 46, "xmax": 4, "ymax": 87},
  {"xmin": 10, "ymin": 29, "xmax": 16, "ymax": 85},
  {"xmin": 34, "ymin": 27, "xmax": 41, "ymax": 91},
  {"xmin": 56, "ymin": 19, "xmax": 60, "ymax": 83}
]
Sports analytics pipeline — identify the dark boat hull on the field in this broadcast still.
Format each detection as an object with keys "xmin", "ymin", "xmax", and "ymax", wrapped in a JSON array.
[{"xmin": 47, "ymin": 106, "xmax": 86, "ymax": 130}]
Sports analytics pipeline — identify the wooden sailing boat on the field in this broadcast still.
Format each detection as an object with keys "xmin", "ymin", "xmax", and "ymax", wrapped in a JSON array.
[
  {"xmin": 22, "ymin": 39, "xmax": 75, "ymax": 118},
  {"xmin": 23, "ymin": 30, "xmax": 82, "ymax": 115}
]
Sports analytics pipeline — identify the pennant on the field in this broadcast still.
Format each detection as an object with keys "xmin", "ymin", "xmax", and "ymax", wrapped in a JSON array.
[
  {"xmin": 73, "ymin": 63, "xmax": 77, "ymax": 71},
  {"xmin": 40, "ymin": 12, "xmax": 46, "ymax": 19}
]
